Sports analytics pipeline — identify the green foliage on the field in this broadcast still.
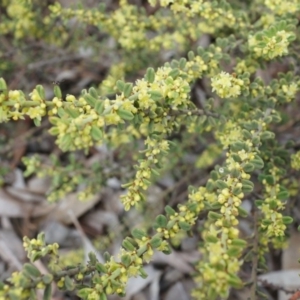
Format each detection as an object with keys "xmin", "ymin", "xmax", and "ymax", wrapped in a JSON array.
[{"xmin": 1, "ymin": 0, "xmax": 300, "ymax": 299}]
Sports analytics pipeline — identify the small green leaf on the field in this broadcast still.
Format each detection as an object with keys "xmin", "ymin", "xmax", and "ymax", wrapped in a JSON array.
[
  {"xmin": 237, "ymin": 206, "xmax": 248, "ymax": 217},
  {"xmin": 139, "ymin": 267, "xmax": 148, "ymax": 279},
  {"xmin": 251, "ymin": 157, "xmax": 264, "ymax": 169},
  {"xmin": 262, "ymin": 219, "xmax": 272, "ymax": 225},
  {"xmin": 57, "ymin": 107, "xmax": 65, "ymax": 118},
  {"xmin": 227, "ymin": 274, "xmax": 244, "ymax": 288},
  {"xmin": 187, "ymin": 51, "xmax": 195, "ymax": 60},
  {"xmin": 231, "ymin": 239, "xmax": 247, "ymax": 247},
  {"xmin": 165, "ymin": 205, "xmax": 176, "ymax": 216},
  {"xmin": 210, "ymin": 170, "xmax": 219, "ymax": 180},
  {"xmin": 260, "ymin": 131, "xmax": 275, "ymax": 140},
  {"xmin": 232, "ymin": 187, "xmax": 242, "ymax": 196},
  {"xmin": 208, "ymin": 211, "xmax": 222, "ymax": 220},
  {"xmin": 123, "ymin": 83, "xmax": 133, "ymax": 98},
  {"xmin": 58, "ymin": 134, "xmax": 71, "ymax": 150},
  {"xmin": 88, "ymin": 252, "xmax": 97, "ymax": 265},
  {"xmin": 169, "ymin": 68, "xmax": 180, "ymax": 79},
  {"xmin": 269, "ymin": 200, "xmax": 277, "ymax": 209},
  {"xmin": 42, "ymin": 274, "xmax": 53, "ymax": 285},
  {"xmin": 129, "ymin": 94, "xmax": 138, "ymax": 101},
  {"xmin": 241, "ymin": 179, "xmax": 254, "ymax": 187},
  {"xmin": 179, "ymin": 58, "xmax": 187, "ymax": 69},
  {"xmin": 89, "ymin": 87, "xmax": 98, "ymax": 98},
  {"xmin": 227, "ymin": 247, "xmax": 241, "ymax": 257},
  {"xmin": 31, "ymin": 252, "xmax": 42, "ymax": 262},
  {"xmin": 231, "ymin": 141, "xmax": 245, "ymax": 152},
  {"xmin": 49, "ymin": 116, "xmax": 59, "ymax": 125},
  {"xmin": 64, "ymin": 276, "xmax": 75, "ymax": 291},
  {"xmin": 132, "ymin": 228, "xmax": 147, "ymax": 240},
  {"xmin": 23, "ymin": 263, "xmax": 41, "ymax": 278},
  {"xmin": 48, "ymin": 127, "xmax": 59, "ymax": 136},
  {"xmin": 84, "ymin": 94, "xmax": 96, "ymax": 107},
  {"xmin": 30, "ymin": 289, "xmax": 37, "ymax": 300},
  {"xmin": 150, "ymin": 236, "xmax": 162, "ymax": 248},
  {"xmin": 96, "ymin": 262, "xmax": 108, "ymax": 273},
  {"xmin": 100, "ymin": 293, "xmax": 108, "ymax": 300},
  {"xmin": 242, "ymin": 184, "xmax": 253, "ymax": 193},
  {"xmin": 43, "ymin": 284, "xmax": 52, "ymax": 300},
  {"xmin": 243, "ymin": 163, "xmax": 255, "ymax": 173},
  {"xmin": 121, "ymin": 254, "xmax": 131, "ymax": 267},
  {"xmin": 137, "ymin": 245, "xmax": 148, "ymax": 256},
  {"xmin": 95, "ymin": 100, "xmax": 105, "ymax": 115},
  {"xmin": 282, "ymin": 216, "xmax": 293, "ymax": 224},
  {"xmin": 215, "ymin": 180, "xmax": 227, "ymax": 189},
  {"xmin": 145, "ymin": 68, "xmax": 155, "ymax": 83},
  {"xmin": 53, "ymin": 85, "xmax": 62, "ymax": 98},
  {"xmin": 91, "ymin": 125, "xmax": 103, "ymax": 141},
  {"xmin": 36, "ymin": 85, "xmax": 45, "ymax": 99},
  {"xmin": 77, "ymin": 288, "xmax": 94, "ymax": 298},
  {"xmin": 178, "ymin": 221, "xmax": 191, "ymax": 231},
  {"xmin": 65, "ymin": 107, "xmax": 80, "ymax": 118},
  {"xmin": 162, "ymin": 244, "xmax": 172, "ymax": 255},
  {"xmin": 204, "ymin": 234, "xmax": 218, "ymax": 243},
  {"xmin": 255, "ymin": 200, "xmax": 263, "ymax": 206},
  {"xmin": 117, "ymin": 109, "xmax": 134, "ymax": 120},
  {"xmin": 116, "ymin": 80, "xmax": 125, "ymax": 92},
  {"xmin": 104, "ymin": 252, "xmax": 110, "ymax": 262},
  {"xmin": 122, "ymin": 239, "xmax": 136, "ymax": 251},
  {"xmin": 231, "ymin": 153, "xmax": 242, "ymax": 162},
  {"xmin": 156, "ymin": 215, "xmax": 167, "ymax": 227},
  {"xmin": 33, "ymin": 118, "xmax": 41, "ymax": 126},
  {"xmin": 277, "ymin": 191, "xmax": 289, "ymax": 200},
  {"xmin": 265, "ymin": 175, "xmax": 275, "ymax": 185},
  {"xmin": 149, "ymin": 90, "xmax": 163, "ymax": 101},
  {"xmin": 0, "ymin": 78, "xmax": 7, "ymax": 90}
]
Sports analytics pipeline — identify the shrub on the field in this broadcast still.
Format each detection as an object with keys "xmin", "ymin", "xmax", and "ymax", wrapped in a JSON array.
[{"xmin": 0, "ymin": 0, "xmax": 300, "ymax": 299}]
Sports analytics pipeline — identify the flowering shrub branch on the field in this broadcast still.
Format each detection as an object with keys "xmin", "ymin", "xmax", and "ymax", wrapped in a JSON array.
[{"xmin": 0, "ymin": 0, "xmax": 300, "ymax": 299}]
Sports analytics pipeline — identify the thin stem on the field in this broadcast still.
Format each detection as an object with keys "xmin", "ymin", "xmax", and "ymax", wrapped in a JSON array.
[{"xmin": 250, "ymin": 209, "xmax": 259, "ymax": 300}]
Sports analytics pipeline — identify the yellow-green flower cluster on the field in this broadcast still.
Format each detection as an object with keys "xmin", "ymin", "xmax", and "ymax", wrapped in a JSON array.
[
  {"xmin": 0, "ymin": 45, "xmax": 221, "ymax": 153},
  {"xmin": 291, "ymin": 151, "xmax": 300, "ymax": 170},
  {"xmin": 248, "ymin": 22, "xmax": 296, "ymax": 60},
  {"xmin": 121, "ymin": 138, "xmax": 169, "ymax": 211},
  {"xmin": 259, "ymin": 169, "xmax": 290, "ymax": 237},
  {"xmin": 3, "ymin": 0, "xmax": 36, "ymax": 39},
  {"xmin": 0, "ymin": 0, "xmax": 68, "ymax": 46},
  {"xmin": 191, "ymin": 106, "xmax": 281, "ymax": 298},
  {"xmin": 99, "ymin": 63, "xmax": 126, "ymax": 96},
  {"xmin": 234, "ymin": 59, "xmax": 258, "ymax": 75},
  {"xmin": 150, "ymin": 0, "xmax": 238, "ymax": 34},
  {"xmin": 280, "ymin": 82, "xmax": 298, "ymax": 102},
  {"xmin": 23, "ymin": 233, "xmax": 59, "ymax": 262},
  {"xmin": 211, "ymin": 72, "xmax": 244, "ymax": 98},
  {"xmin": 0, "ymin": 83, "xmax": 47, "ymax": 123},
  {"xmin": 260, "ymin": 194, "xmax": 286, "ymax": 236},
  {"xmin": 264, "ymin": 0, "xmax": 300, "ymax": 15},
  {"xmin": 49, "ymin": 1, "xmax": 174, "ymax": 51}
]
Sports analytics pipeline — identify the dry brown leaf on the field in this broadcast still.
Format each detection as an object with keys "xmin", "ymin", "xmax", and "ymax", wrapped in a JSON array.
[
  {"xmin": 51, "ymin": 192, "xmax": 101, "ymax": 225},
  {"xmin": 0, "ymin": 229, "xmax": 24, "ymax": 270},
  {"xmin": 282, "ymin": 229, "xmax": 300, "ymax": 270},
  {"xmin": 259, "ymin": 269, "xmax": 300, "ymax": 300},
  {"xmin": 164, "ymin": 282, "xmax": 190, "ymax": 300},
  {"xmin": 153, "ymin": 250, "xmax": 196, "ymax": 274},
  {"xmin": 82, "ymin": 210, "xmax": 119, "ymax": 232},
  {"xmin": 0, "ymin": 188, "xmax": 54, "ymax": 217}
]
